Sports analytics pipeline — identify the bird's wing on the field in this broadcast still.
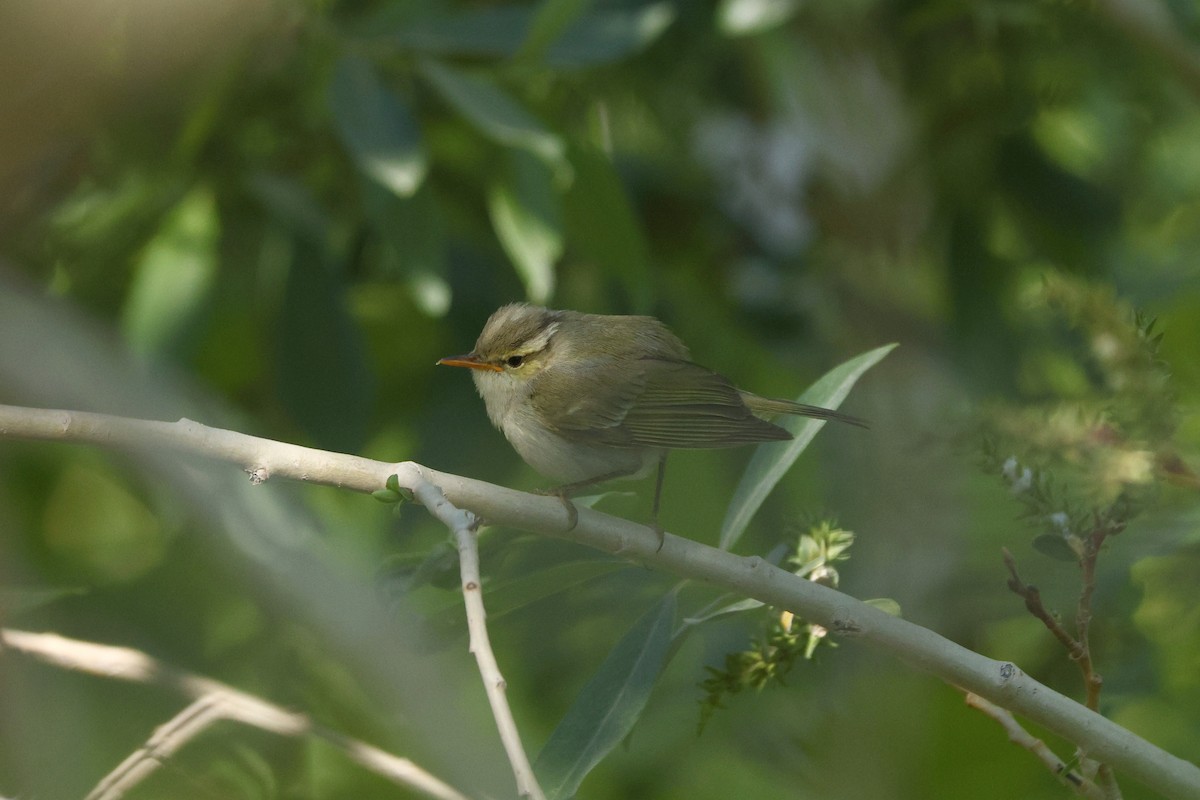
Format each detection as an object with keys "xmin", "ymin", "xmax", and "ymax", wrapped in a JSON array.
[{"xmin": 533, "ymin": 357, "xmax": 790, "ymax": 450}]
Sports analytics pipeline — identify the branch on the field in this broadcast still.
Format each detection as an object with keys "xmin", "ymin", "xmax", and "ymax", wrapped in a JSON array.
[
  {"xmin": 964, "ymin": 692, "xmax": 1104, "ymax": 799},
  {"xmin": 1, "ymin": 404, "xmax": 1198, "ymax": 800},
  {"xmin": 0, "ymin": 629, "xmax": 468, "ymax": 800},
  {"xmin": 409, "ymin": 477, "xmax": 546, "ymax": 800},
  {"xmin": 86, "ymin": 696, "xmax": 226, "ymax": 800}
]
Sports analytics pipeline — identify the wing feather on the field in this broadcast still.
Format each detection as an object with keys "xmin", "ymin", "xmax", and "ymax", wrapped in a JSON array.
[{"xmin": 532, "ymin": 357, "xmax": 790, "ymax": 449}]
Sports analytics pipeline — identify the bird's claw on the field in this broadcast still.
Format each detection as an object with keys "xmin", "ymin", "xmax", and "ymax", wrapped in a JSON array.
[
  {"xmin": 535, "ymin": 487, "xmax": 579, "ymax": 531},
  {"xmin": 560, "ymin": 495, "xmax": 579, "ymax": 531}
]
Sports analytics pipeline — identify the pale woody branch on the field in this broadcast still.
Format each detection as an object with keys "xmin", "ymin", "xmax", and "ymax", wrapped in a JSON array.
[
  {"xmin": 0, "ymin": 629, "xmax": 468, "ymax": 800},
  {"xmin": 1, "ymin": 404, "xmax": 1199, "ymax": 800}
]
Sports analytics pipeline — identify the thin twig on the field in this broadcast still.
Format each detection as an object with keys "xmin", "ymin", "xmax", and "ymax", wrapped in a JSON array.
[
  {"xmin": 1075, "ymin": 525, "xmax": 1110, "ymax": 713},
  {"xmin": 409, "ymin": 474, "xmax": 546, "ymax": 800},
  {"xmin": 963, "ymin": 692, "xmax": 1103, "ymax": 799},
  {"xmin": 1002, "ymin": 548, "xmax": 1084, "ymax": 658},
  {"xmin": 0, "ymin": 630, "xmax": 468, "ymax": 800},
  {"xmin": 1003, "ymin": 538, "xmax": 1121, "ymax": 797},
  {"xmin": 0, "ymin": 405, "xmax": 1197, "ymax": 800},
  {"xmin": 85, "ymin": 696, "xmax": 226, "ymax": 800}
]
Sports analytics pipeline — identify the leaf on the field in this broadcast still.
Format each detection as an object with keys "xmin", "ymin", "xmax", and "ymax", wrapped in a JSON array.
[
  {"xmin": 0, "ymin": 586, "xmax": 87, "ymax": 617},
  {"xmin": 121, "ymin": 187, "xmax": 219, "ymax": 357},
  {"xmin": 364, "ymin": 181, "xmax": 450, "ymax": 316},
  {"xmin": 865, "ymin": 598, "xmax": 903, "ymax": 617},
  {"xmin": 563, "ymin": 145, "xmax": 653, "ymax": 310},
  {"xmin": 247, "ymin": 173, "xmax": 331, "ymax": 244},
  {"xmin": 419, "ymin": 59, "xmax": 564, "ymax": 163},
  {"xmin": 378, "ymin": 4, "xmax": 674, "ymax": 68},
  {"xmin": 1033, "ymin": 533, "xmax": 1080, "ymax": 562},
  {"xmin": 543, "ymin": 2, "xmax": 675, "ymax": 67},
  {"xmin": 536, "ymin": 593, "xmax": 676, "ymax": 800},
  {"xmin": 378, "ymin": 6, "xmax": 532, "ymax": 58},
  {"xmin": 488, "ymin": 149, "xmax": 563, "ymax": 303},
  {"xmin": 329, "ymin": 56, "xmax": 427, "ymax": 198},
  {"xmin": 717, "ymin": 0, "xmax": 802, "ymax": 36},
  {"xmin": 515, "ymin": 0, "xmax": 595, "ymax": 64},
  {"xmin": 276, "ymin": 242, "xmax": 374, "ymax": 452},
  {"xmin": 720, "ymin": 344, "xmax": 897, "ymax": 551},
  {"xmin": 463, "ymin": 560, "xmax": 626, "ymax": 620},
  {"xmin": 680, "ymin": 597, "xmax": 765, "ymax": 629}
]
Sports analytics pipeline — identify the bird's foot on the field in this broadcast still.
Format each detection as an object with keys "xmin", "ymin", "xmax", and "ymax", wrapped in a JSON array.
[
  {"xmin": 650, "ymin": 521, "xmax": 664, "ymax": 553},
  {"xmin": 535, "ymin": 487, "xmax": 579, "ymax": 531}
]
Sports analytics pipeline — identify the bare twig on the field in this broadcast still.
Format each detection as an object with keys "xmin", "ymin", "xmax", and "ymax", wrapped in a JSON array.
[
  {"xmin": 86, "ymin": 696, "xmax": 226, "ymax": 800},
  {"xmin": 1002, "ymin": 548, "xmax": 1085, "ymax": 659},
  {"xmin": 0, "ymin": 405, "xmax": 1198, "ymax": 800},
  {"xmin": 963, "ymin": 692, "xmax": 1104, "ymax": 799},
  {"xmin": 0, "ymin": 629, "xmax": 468, "ymax": 800},
  {"xmin": 1002, "ymin": 533, "xmax": 1121, "ymax": 796},
  {"xmin": 409, "ymin": 475, "xmax": 546, "ymax": 800}
]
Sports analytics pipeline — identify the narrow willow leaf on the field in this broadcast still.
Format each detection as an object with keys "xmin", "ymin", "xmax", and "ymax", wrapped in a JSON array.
[
  {"xmin": 717, "ymin": 0, "xmax": 801, "ymax": 36},
  {"xmin": 364, "ymin": 181, "xmax": 450, "ymax": 316},
  {"xmin": 379, "ymin": 4, "xmax": 674, "ymax": 67},
  {"xmin": 488, "ymin": 150, "xmax": 562, "ymax": 303},
  {"xmin": 544, "ymin": 2, "xmax": 675, "ymax": 67},
  {"xmin": 122, "ymin": 187, "xmax": 218, "ymax": 357},
  {"xmin": 719, "ymin": 344, "xmax": 897, "ymax": 551},
  {"xmin": 419, "ymin": 59, "xmax": 564, "ymax": 163},
  {"xmin": 1033, "ymin": 533, "xmax": 1080, "ymax": 562},
  {"xmin": 329, "ymin": 56, "xmax": 427, "ymax": 197},
  {"xmin": 536, "ymin": 593, "xmax": 676, "ymax": 800},
  {"xmin": 1, "ymin": 586, "xmax": 87, "ymax": 617},
  {"xmin": 680, "ymin": 597, "xmax": 764, "ymax": 629},
  {"xmin": 563, "ymin": 145, "xmax": 653, "ymax": 310},
  {"xmin": 515, "ymin": 0, "xmax": 594, "ymax": 64}
]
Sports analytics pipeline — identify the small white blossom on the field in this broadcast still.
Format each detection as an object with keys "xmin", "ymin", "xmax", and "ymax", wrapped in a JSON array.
[
  {"xmin": 1002, "ymin": 456, "xmax": 1019, "ymax": 482},
  {"xmin": 1048, "ymin": 512, "xmax": 1071, "ymax": 533},
  {"xmin": 1011, "ymin": 467, "xmax": 1033, "ymax": 495}
]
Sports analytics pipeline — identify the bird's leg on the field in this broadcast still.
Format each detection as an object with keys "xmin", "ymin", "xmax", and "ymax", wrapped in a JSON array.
[
  {"xmin": 650, "ymin": 453, "xmax": 668, "ymax": 552},
  {"xmin": 536, "ymin": 468, "xmax": 638, "ymax": 531}
]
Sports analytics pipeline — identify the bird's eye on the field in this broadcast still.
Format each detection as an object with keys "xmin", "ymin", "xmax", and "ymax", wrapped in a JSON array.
[{"xmin": 505, "ymin": 355, "xmax": 525, "ymax": 368}]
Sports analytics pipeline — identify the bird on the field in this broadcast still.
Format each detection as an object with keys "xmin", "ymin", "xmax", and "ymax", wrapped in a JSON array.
[{"xmin": 438, "ymin": 303, "xmax": 865, "ymax": 547}]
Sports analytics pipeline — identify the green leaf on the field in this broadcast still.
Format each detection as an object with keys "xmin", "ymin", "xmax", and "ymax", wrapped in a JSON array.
[
  {"xmin": 419, "ymin": 59, "xmax": 564, "ymax": 163},
  {"xmin": 543, "ymin": 2, "xmax": 675, "ymax": 67},
  {"xmin": 717, "ymin": 0, "xmax": 802, "ymax": 36},
  {"xmin": 329, "ymin": 56, "xmax": 427, "ymax": 198},
  {"xmin": 865, "ymin": 598, "xmax": 903, "ymax": 617},
  {"xmin": 248, "ymin": 174, "xmax": 331, "ymax": 244},
  {"xmin": 515, "ymin": 0, "xmax": 594, "ymax": 64},
  {"xmin": 488, "ymin": 150, "xmax": 563, "ymax": 303},
  {"xmin": 1, "ymin": 586, "xmax": 87, "ymax": 617},
  {"xmin": 680, "ymin": 597, "xmax": 765, "ymax": 629},
  {"xmin": 379, "ymin": 6, "xmax": 531, "ymax": 58},
  {"xmin": 720, "ymin": 344, "xmax": 897, "ymax": 551},
  {"xmin": 372, "ymin": 488, "xmax": 402, "ymax": 503},
  {"xmin": 460, "ymin": 560, "xmax": 626, "ymax": 620},
  {"xmin": 379, "ymin": 5, "xmax": 674, "ymax": 68},
  {"xmin": 1033, "ymin": 533, "xmax": 1080, "ymax": 562},
  {"xmin": 563, "ymin": 145, "xmax": 653, "ymax": 310},
  {"xmin": 276, "ymin": 242, "xmax": 374, "ymax": 452},
  {"xmin": 536, "ymin": 593, "xmax": 676, "ymax": 800},
  {"xmin": 364, "ymin": 181, "xmax": 450, "ymax": 316},
  {"xmin": 122, "ymin": 187, "xmax": 219, "ymax": 357}
]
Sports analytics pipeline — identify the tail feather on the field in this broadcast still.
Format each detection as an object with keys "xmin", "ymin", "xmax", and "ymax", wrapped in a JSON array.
[{"xmin": 740, "ymin": 392, "xmax": 868, "ymax": 429}]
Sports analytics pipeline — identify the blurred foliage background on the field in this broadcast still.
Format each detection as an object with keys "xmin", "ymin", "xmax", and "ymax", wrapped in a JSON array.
[{"xmin": 2, "ymin": 0, "xmax": 1200, "ymax": 797}]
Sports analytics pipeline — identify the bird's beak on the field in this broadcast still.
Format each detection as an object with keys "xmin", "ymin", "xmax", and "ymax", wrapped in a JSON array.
[{"xmin": 436, "ymin": 353, "xmax": 503, "ymax": 372}]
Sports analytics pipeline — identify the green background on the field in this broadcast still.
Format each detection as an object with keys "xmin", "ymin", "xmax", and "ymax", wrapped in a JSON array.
[{"xmin": 2, "ymin": 0, "xmax": 1199, "ymax": 797}]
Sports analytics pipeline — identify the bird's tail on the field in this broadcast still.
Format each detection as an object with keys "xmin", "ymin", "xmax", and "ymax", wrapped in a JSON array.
[{"xmin": 740, "ymin": 392, "xmax": 868, "ymax": 429}]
